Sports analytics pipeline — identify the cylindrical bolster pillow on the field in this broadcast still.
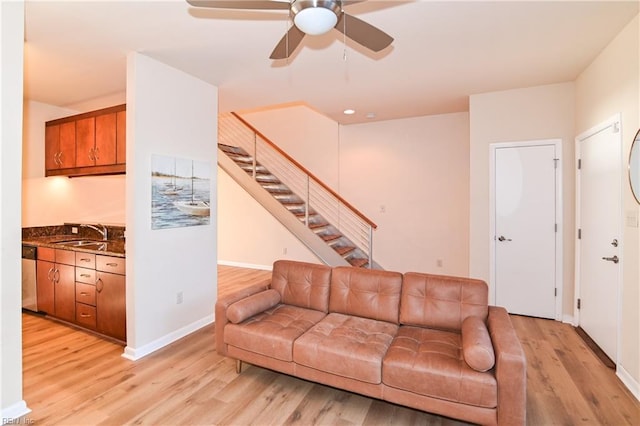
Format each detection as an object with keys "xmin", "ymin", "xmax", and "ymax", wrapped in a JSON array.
[
  {"xmin": 461, "ymin": 315, "xmax": 496, "ymax": 372},
  {"xmin": 227, "ymin": 289, "xmax": 281, "ymax": 324}
]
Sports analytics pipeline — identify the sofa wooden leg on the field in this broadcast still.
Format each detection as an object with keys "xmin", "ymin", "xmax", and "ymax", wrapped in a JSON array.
[{"xmin": 236, "ymin": 359, "xmax": 243, "ymax": 374}]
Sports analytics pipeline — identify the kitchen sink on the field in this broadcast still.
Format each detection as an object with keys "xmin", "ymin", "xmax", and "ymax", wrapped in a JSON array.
[{"xmin": 54, "ymin": 240, "xmax": 108, "ymax": 250}]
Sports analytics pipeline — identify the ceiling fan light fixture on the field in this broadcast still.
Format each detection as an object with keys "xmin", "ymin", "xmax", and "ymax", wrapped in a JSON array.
[{"xmin": 292, "ymin": 0, "xmax": 340, "ymax": 36}]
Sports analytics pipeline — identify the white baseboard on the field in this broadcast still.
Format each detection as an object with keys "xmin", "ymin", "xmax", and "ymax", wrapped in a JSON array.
[
  {"xmin": 121, "ymin": 314, "xmax": 214, "ymax": 361},
  {"xmin": 218, "ymin": 260, "xmax": 272, "ymax": 271},
  {"xmin": 1, "ymin": 400, "xmax": 31, "ymax": 421},
  {"xmin": 617, "ymin": 364, "xmax": 640, "ymax": 401},
  {"xmin": 562, "ymin": 314, "xmax": 575, "ymax": 325}
]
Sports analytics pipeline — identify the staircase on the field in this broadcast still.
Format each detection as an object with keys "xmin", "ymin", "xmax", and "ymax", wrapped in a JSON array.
[{"xmin": 218, "ymin": 113, "xmax": 379, "ymax": 269}]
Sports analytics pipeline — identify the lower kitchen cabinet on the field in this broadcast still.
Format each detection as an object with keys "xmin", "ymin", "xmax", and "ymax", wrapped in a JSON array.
[
  {"xmin": 96, "ymin": 271, "xmax": 126, "ymax": 341},
  {"xmin": 75, "ymin": 254, "xmax": 126, "ymax": 342},
  {"xmin": 36, "ymin": 247, "xmax": 126, "ymax": 343},
  {"xmin": 36, "ymin": 247, "xmax": 75, "ymax": 322}
]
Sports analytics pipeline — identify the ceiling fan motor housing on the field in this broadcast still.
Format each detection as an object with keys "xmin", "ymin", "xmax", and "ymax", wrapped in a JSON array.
[{"xmin": 292, "ymin": 0, "xmax": 342, "ymax": 35}]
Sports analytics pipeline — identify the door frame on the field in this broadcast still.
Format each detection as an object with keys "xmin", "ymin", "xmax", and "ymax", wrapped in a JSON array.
[
  {"xmin": 489, "ymin": 139, "xmax": 563, "ymax": 320},
  {"xmin": 574, "ymin": 113, "xmax": 623, "ymax": 364}
]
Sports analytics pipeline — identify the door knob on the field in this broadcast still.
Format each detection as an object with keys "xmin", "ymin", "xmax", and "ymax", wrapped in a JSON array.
[
  {"xmin": 602, "ymin": 255, "xmax": 619, "ymax": 264},
  {"xmin": 498, "ymin": 236, "xmax": 512, "ymax": 242},
  {"xmin": 611, "ymin": 239, "xmax": 618, "ymax": 247}
]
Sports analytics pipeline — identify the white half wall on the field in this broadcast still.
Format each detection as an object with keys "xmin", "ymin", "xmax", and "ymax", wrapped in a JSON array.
[
  {"xmin": 124, "ymin": 53, "xmax": 217, "ymax": 359},
  {"xmin": 0, "ymin": 0, "xmax": 30, "ymax": 419}
]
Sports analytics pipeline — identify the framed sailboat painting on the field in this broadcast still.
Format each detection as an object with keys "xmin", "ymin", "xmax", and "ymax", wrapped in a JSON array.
[{"xmin": 151, "ymin": 154, "xmax": 211, "ymax": 230}]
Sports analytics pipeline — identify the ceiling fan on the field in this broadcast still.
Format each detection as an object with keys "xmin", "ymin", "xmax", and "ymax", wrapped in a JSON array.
[{"xmin": 186, "ymin": 0, "xmax": 394, "ymax": 60}]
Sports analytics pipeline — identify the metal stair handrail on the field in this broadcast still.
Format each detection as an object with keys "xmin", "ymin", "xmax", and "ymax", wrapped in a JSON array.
[{"xmin": 219, "ymin": 112, "xmax": 377, "ymax": 266}]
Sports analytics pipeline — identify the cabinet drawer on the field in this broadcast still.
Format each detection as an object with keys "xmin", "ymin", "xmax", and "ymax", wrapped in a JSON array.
[
  {"xmin": 55, "ymin": 249, "xmax": 76, "ymax": 266},
  {"xmin": 96, "ymin": 255, "xmax": 125, "ymax": 275},
  {"xmin": 75, "ymin": 303, "xmax": 97, "ymax": 329},
  {"xmin": 75, "ymin": 252, "xmax": 96, "ymax": 269},
  {"xmin": 76, "ymin": 283, "xmax": 96, "ymax": 306},
  {"xmin": 37, "ymin": 247, "xmax": 55, "ymax": 262},
  {"xmin": 75, "ymin": 267, "xmax": 96, "ymax": 284}
]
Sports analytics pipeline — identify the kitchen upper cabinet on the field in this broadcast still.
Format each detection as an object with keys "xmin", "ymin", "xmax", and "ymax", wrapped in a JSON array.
[
  {"xmin": 45, "ymin": 104, "xmax": 126, "ymax": 177},
  {"xmin": 75, "ymin": 117, "xmax": 96, "ymax": 168},
  {"xmin": 45, "ymin": 121, "xmax": 76, "ymax": 171},
  {"xmin": 116, "ymin": 109, "xmax": 126, "ymax": 164}
]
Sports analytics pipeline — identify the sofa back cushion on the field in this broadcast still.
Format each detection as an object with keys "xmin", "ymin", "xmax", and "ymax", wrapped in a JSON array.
[
  {"xmin": 401, "ymin": 272, "xmax": 488, "ymax": 331},
  {"xmin": 329, "ymin": 266, "xmax": 403, "ymax": 324},
  {"xmin": 271, "ymin": 260, "xmax": 332, "ymax": 312}
]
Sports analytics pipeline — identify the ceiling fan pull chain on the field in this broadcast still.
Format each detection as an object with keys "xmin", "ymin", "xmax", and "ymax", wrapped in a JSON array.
[{"xmin": 342, "ymin": 12, "xmax": 347, "ymax": 61}]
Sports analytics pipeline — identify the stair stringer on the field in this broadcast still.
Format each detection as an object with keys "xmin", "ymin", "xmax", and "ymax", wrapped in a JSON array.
[{"xmin": 218, "ymin": 149, "xmax": 351, "ymax": 267}]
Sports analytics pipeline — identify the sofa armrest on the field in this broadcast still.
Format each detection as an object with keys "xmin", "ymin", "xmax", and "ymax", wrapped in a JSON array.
[
  {"xmin": 487, "ymin": 306, "xmax": 526, "ymax": 426},
  {"xmin": 215, "ymin": 278, "xmax": 271, "ymax": 355}
]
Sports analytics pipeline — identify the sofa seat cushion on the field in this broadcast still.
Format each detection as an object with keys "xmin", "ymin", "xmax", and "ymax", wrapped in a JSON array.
[
  {"xmin": 224, "ymin": 304, "xmax": 326, "ymax": 362},
  {"xmin": 294, "ymin": 313, "xmax": 398, "ymax": 384},
  {"xmin": 383, "ymin": 326, "xmax": 497, "ymax": 409}
]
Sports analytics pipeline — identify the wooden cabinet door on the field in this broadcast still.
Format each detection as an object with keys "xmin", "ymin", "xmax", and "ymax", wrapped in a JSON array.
[
  {"xmin": 75, "ymin": 117, "xmax": 95, "ymax": 168},
  {"xmin": 54, "ymin": 263, "xmax": 75, "ymax": 322},
  {"xmin": 36, "ymin": 260, "xmax": 55, "ymax": 314},
  {"xmin": 116, "ymin": 109, "xmax": 126, "ymax": 164},
  {"xmin": 95, "ymin": 113, "xmax": 117, "ymax": 166},
  {"xmin": 58, "ymin": 121, "xmax": 76, "ymax": 169},
  {"xmin": 45, "ymin": 125, "xmax": 60, "ymax": 172},
  {"xmin": 96, "ymin": 271, "xmax": 126, "ymax": 341}
]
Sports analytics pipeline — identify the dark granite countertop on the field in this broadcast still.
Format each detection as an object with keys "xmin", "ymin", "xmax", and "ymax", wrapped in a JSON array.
[
  {"xmin": 22, "ymin": 224, "xmax": 126, "ymax": 258},
  {"xmin": 23, "ymin": 235, "xmax": 125, "ymax": 258}
]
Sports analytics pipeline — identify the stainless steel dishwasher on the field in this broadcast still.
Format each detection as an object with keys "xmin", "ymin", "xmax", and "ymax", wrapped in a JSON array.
[{"xmin": 22, "ymin": 244, "xmax": 38, "ymax": 312}]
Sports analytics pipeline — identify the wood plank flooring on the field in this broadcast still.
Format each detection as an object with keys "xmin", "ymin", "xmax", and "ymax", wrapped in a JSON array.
[{"xmin": 20, "ymin": 265, "xmax": 639, "ymax": 425}]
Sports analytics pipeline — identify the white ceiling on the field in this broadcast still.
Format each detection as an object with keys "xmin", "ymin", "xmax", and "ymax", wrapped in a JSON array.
[{"xmin": 23, "ymin": 0, "xmax": 639, "ymax": 124}]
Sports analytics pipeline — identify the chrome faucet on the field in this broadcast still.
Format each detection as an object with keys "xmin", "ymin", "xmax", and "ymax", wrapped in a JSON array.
[{"xmin": 81, "ymin": 223, "xmax": 108, "ymax": 241}]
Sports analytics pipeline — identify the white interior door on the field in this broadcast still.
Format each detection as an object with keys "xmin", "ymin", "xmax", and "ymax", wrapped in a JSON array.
[
  {"xmin": 577, "ymin": 117, "xmax": 621, "ymax": 362},
  {"xmin": 493, "ymin": 143, "xmax": 558, "ymax": 319}
]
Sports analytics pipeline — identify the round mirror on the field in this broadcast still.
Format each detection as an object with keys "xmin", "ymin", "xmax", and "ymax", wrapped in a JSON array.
[{"xmin": 631, "ymin": 128, "xmax": 640, "ymax": 204}]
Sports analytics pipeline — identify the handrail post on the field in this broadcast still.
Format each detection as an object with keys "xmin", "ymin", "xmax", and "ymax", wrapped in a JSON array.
[
  {"xmin": 252, "ymin": 133, "xmax": 257, "ymax": 179},
  {"xmin": 368, "ymin": 225, "xmax": 373, "ymax": 269},
  {"xmin": 305, "ymin": 176, "xmax": 310, "ymax": 227}
]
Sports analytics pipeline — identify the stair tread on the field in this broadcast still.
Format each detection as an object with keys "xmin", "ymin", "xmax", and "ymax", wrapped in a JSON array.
[
  {"xmin": 218, "ymin": 144, "xmax": 249, "ymax": 156},
  {"xmin": 229, "ymin": 154, "xmax": 253, "ymax": 162},
  {"xmin": 280, "ymin": 200, "xmax": 305, "ymax": 206},
  {"xmin": 264, "ymin": 187, "xmax": 293, "ymax": 195},
  {"xmin": 334, "ymin": 246, "xmax": 356, "ymax": 256},
  {"xmin": 256, "ymin": 176, "xmax": 281, "ymax": 183},
  {"xmin": 309, "ymin": 222, "xmax": 330, "ymax": 229},
  {"xmin": 319, "ymin": 233, "xmax": 341, "ymax": 242},
  {"xmin": 349, "ymin": 258, "xmax": 369, "ymax": 268}
]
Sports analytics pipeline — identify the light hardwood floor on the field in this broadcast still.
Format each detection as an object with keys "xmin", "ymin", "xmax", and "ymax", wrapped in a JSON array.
[{"xmin": 20, "ymin": 265, "xmax": 639, "ymax": 425}]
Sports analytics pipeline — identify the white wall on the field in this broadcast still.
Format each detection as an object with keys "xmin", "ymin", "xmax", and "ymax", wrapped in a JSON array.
[
  {"xmin": 124, "ymin": 53, "xmax": 218, "ymax": 359},
  {"xmin": 340, "ymin": 112, "xmax": 470, "ymax": 275},
  {"xmin": 0, "ymin": 0, "xmax": 29, "ymax": 419},
  {"xmin": 469, "ymin": 83, "xmax": 576, "ymax": 312},
  {"xmin": 22, "ymin": 99, "xmax": 126, "ymax": 227},
  {"xmin": 575, "ymin": 14, "xmax": 639, "ymax": 397}
]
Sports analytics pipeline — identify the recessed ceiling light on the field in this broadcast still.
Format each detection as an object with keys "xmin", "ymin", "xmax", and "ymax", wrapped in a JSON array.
[
  {"xmin": 343, "ymin": 109, "xmax": 356, "ymax": 115},
  {"xmin": 366, "ymin": 112, "xmax": 376, "ymax": 119}
]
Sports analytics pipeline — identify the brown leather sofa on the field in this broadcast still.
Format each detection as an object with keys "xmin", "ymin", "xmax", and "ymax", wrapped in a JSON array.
[{"xmin": 215, "ymin": 260, "xmax": 526, "ymax": 426}]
